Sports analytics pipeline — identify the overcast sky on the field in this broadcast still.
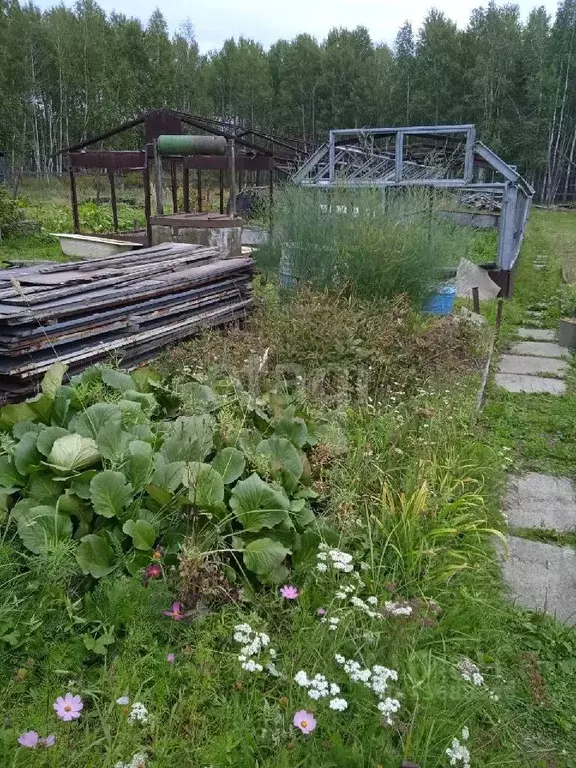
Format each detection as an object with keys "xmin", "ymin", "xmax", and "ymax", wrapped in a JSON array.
[{"xmin": 35, "ymin": 0, "xmax": 559, "ymax": 52}]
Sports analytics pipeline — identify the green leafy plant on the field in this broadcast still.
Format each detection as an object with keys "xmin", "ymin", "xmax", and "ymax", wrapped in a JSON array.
[{"xmin": 0, "ymin": 364, "xmax": 326, "ymax": 586}]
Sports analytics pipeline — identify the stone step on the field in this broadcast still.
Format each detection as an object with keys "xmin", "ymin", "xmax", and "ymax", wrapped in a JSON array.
[
  {"xmin": 498, "ymin": 354, "xmax": 569, "ymax": 377},
  {"xmin": 504, "ymin": 473, "xmax": 576, "ymax": 531},
  {"xmin": 517, "ymin": 328, "xmax": 556, "ymax": 341},
  {"xmin": 495, "ymin": 374, "xmax": 566, "ymax": 394},
  {"xmin": 509, "ymin": 341, "xmax": 570, "ymax": 359},
  {"xmin": 501, "ymin": 536, "xmax": 576, "ymax": 626}
]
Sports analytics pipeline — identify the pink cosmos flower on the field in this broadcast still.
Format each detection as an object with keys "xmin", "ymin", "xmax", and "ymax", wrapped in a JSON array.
[
  {"xmin": 317, "ymin": 607, "xmax": 327, "ymax": 616},
  {"xmin": 280, "ymin": 585, "xmax": 299, "ymax": 600},
  {"xmin": 18, "ymin": 731, "xmax": 39, "ymax": 748},
  {"xmin": 163, "ymin": 602, "xmax": 184, "ymax": 620},
  {"xmin": 166, "ymin": 653, "xmax": 175, "ymax": 663},
  {"xmin": 53, "ymin": 692, "xmax": 84, "ymax": 721},
  {"xmin": 145, "ymin": 563, "xmax": 162, "ymax": 580},
  {"xmin": 293, "ymin": 709, "xmax": 316, "ymax": 734}
]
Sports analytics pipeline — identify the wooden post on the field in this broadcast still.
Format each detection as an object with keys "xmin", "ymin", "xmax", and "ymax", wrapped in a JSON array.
[
  {"xmin": 472, "ymin": 286, "xmax": 480, "ymax": 314},
  {"xmin": 197, "ymin": 170, "xmax": 203, "ymax": 213},
  {"xmin": 229, "ymin": 139, "xmax": 237, "ymax": 216},
  {"xmin": 108, "ymin": 168, "xmax": 118, "ymax": 232},
  {"xmin": 143, "ymin": 165, "xmax": 152, "ymax": 247},
  {"xmin": 496, "ymin": 296, "xmax": 504, "ymax": 334},
  {"xmin": 219, "ymin": 169, "xmax": 224, "ymax": 214},
  {"xmin": 153, "ymin": 140, "xmax": 164, "ymax": 216},
  {"xmin": 170, "ymin": 161, "xmax": 178, "ymax": 213},
  {"xmin": 269, "ymin": 168, "xmax": 274, "ymax": 218},
  {"xmin": 183, "ymin": 167, "xmax": 190, "ymax": 213},
  {"xmin": 238, "ymin": 168, "xmax": 244, "ymax": 193},
  {"xmin": 69, "ymin": 166, "xmax": 80, "ymax": 234},
  {"xmin": 256, "ymin": 169, "xmax": 261, "ymax": 186}
]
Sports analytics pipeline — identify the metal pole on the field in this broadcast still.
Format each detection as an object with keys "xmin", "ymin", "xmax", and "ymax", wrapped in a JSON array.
[
  {"xmin": 229, "ymin": 138, "xmax": 236, "ymax": 217},
  {"xmin": 69, "ymin": 166, "xmax": 80, "ymax": 234},
  {"xmin": 328, "ymin": 130, "xmax": 335, "ymax": 183},
  {"xmin": 394, "ymin": 130, "xmax": 404, "ymax": 183},
  {"xmin": 153, "ymin": 139, "xmax": 164, "ymax": 216},
  {"xmin": 219, "ymin": 170, "xmax": 224, "ymax": 214},
  {"xmin": 108, "ymin": 168, "xmax": 118, "ymax": 232}
]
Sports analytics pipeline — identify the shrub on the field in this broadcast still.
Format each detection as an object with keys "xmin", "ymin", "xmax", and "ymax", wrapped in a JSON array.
[{"xmin": 0, "ymin": 185, "xmax": 22, "ymax": 234}]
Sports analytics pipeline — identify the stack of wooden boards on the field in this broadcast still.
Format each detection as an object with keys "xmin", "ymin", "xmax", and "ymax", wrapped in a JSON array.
[{"xmin": 0, "ymin": 242, "xmax": 254, "ymax": 399}]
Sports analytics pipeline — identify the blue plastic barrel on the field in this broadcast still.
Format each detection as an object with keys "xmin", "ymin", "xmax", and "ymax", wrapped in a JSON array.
[{"xmin": 423, "ymin": 286, "xmax": 456, "ymax": 315}]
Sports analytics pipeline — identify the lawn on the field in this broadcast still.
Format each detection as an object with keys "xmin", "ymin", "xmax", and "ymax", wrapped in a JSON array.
[{"xmin": 1, "ymin": 200, "xmax": 576, "ymax": 768}]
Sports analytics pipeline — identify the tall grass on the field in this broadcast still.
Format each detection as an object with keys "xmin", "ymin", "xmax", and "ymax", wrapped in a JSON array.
[{"xmin": 259, "ymin": 185, "xmax": 481, "ymax": 306}]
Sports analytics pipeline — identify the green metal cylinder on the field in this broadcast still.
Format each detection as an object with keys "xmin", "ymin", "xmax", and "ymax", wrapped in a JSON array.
[{"xmin": 157, "ymin": 134, "xmax": 227, "ymax": 156}]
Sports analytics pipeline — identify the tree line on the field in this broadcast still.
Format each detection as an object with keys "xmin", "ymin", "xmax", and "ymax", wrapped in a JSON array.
[{"xmin": 1, "ymin": 0, "xmax": 576, "ymax": 201}]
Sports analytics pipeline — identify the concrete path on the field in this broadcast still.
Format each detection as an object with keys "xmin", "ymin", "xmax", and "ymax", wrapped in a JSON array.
[
  {"xmin": 495, "ymin": 329, "xmax": 570, "ymax": 395},
  {"xmin": 496, "ymin": 324, "xmax": 576, "ymax": 625}
]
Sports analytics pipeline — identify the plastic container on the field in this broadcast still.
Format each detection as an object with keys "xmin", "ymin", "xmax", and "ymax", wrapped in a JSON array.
[{"xmin": 423, "ymin": 286, "xmax": 456, "ymax": 315}]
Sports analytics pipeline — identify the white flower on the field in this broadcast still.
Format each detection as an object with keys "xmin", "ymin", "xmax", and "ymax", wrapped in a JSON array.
[
  {"xmin": 335, "ymin": 591, "xmax": 348, "ymax": 600},
  {"xmin": 329, "ymin": 683, "xmax": 340, "ymax": 695},
  {"xmin": 472, "ymin": 672, "xmax": 484, "ymax": 686},
  {"xmin": 128, "ymin": 702, "xmax": 149, "ymax": 724},
  {"xmin": 266, "ymin": 662, "xmax": 281, "ymax": 677},
  {"xmin": 459, "ymin": 658, "xmax": 484, "ymax": 686},
  {"xmin": 334, "ymin": 654, "xmax": 345, "ymax": 664},
  {"xmin": 316, "ymin": 563, "xmax": 328, "ymax": 573},
  {"xmin": 377, "ymin": 697, "xmax": 401, "ymax": 725},
  {"xmin": 115, "ymin": 752, "xmax": 147, "ymax": 768},
  {"xmin": 383, "ymin": 601, "xmax": 413, "ymax": 617},
  {"xmin": 461, "ymin": 726, "xmax": 469, "ymax": 741},
  {"xmin": 329, "ymin": 697, "xmax": 348, "ymax": 711},
  {"xmin": 317, "ymin": 552, "xmax": 328, "ymax": 561},
  {"xmin": 269, "ymin": 648, "xmax": 277, "ymax": 658},
  {"xmin": 367, "ymin": 596, "xmax": 379, "ymax": 606},
  {"xmin": 446, "ymin": 737, "xmax": 470, "ymax": 767},
  {"xmin": 241, "ymin": 660, "xmax": 263, "ymax": 672},
  {"xmin": 116, "ymin": 696, "xmax": 130, "ymax": 705},
  {"xmin": 308, "ymin": 688, "xmax": 323, "ymax": 700},
  {"xmin": 294, "ymin": 670, "xmax": 310, "ymax": 687}
]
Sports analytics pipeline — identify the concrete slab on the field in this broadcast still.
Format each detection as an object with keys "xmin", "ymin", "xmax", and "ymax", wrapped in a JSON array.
[
  {"xmin": 517, "ymin": 328, "xmax": 556, "ymax": 341},
  {"xmin": 505, "ymin": 473, "xmax": 576, "ymax": 531},
  {"xmin": 509, "ymin": 341, "xmax": 570, "ymax": 359},
  {"xmin": 498, "ymin": 355, "xmax": 568, "ymax": 376},
  {"xmin": 495, "ymin": 374, "xmax": 566, "ymax": 394},
  {"xmin": 501, "ymin": 536, "xmax": 576, "ymax": 625}
]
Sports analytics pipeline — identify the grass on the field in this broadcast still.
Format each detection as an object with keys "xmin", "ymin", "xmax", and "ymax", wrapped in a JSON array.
[
  {"xmin": 2, "ymin": 200, "xmax": 576, "ymax": 767},
  {"xmin": 258, "ymin": 186, "xmax": 494, "ymax": 305}
]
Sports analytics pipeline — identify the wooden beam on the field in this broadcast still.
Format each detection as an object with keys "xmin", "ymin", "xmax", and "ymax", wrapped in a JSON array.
[
  {"xmin": 108, "ymin": 168, "xmax": 118, "ymax": 232},
  {"xmin": 143, "ymin": 165, "xmax": 152, "ymax": 247},
  {"xmin": 197, "ymin": 170, "xmax": 203, "ymax": 213},
  {"xmin": 170, "ymin": 162, "xmax": 178, "ymax": 213},
  {"xmin": 219, "ymin": 169, "xmax": 224, "ymax": 214},
  {"xmin": 69, "ymin": 167, "xmax": 80, "ymax": 234},
  {"xmin": 183, "ymin": 167, "xmax": 190, "ymax": 213}
]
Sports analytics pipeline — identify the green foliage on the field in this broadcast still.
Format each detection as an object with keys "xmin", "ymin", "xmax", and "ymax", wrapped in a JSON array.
[
  {"xmin": 261, "ymin": 186, "xmax": 478, "ymax": 305},
  {"xmin": 0, "ymin": 186, "xmax": 22, "ymax": 232},
  {"xmin": 0, "ymin": 363, "xmax": 322, "ymax": 585}
]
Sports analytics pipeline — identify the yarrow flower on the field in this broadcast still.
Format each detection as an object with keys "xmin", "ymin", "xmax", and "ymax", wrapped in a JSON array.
[
  {"xmin": 115, "ymin": 752, "xmax": 147, "ymax": 768},
  {"xmin": 163, "ymin": 602, "xmax": 184, "ymax": 620},
  {"xmin": 294, "ymin": 669, "xmax": 342, "ymax": 708},
  {"xmin": 280, "ymin": 585, "xmax": 299, "ymax": 600},
  {"xmin": 128, "ymin": 702, "xmax": 149, "ymax": 724},
  {"xmin": 54, "ymin": 692, "xmax": 83, "ymax": 721},
  {"xmin": 329, "ymin": 697, "xmax": 348, "ymax": 711},
  {"xmin": 320, "ymin": 616, "xmax": 340, "ymax": 631},
  {"xmin": 383, "ymin": 600, "xmax": 413, "ymax": 617},
  {"xmin": 335, "ymin": 655, "xmax": 401, "ymax": 724},
  {"xmin": 316, "ymin": 544, "xmax": 354, "ymax": 573},
  {"xmin": 233, "ymin": 623, "xmax": 277, "ymax": 675},
  {"xmin": 293, "ymin": 709, "xmax": 316, "ymax": 734},
  {"xmin": 458, "ymin": 658, "xmax": 484, "ymax": 686},
  {"xmin": 377, "ymin": 697, "xmax": 401, "ymax": 725},
  {"xmin": 17, "ymin": 731, "xmax": 55, "ymax": 749},
  {"xmin": 446, "ymin": 727, "xmax": 471, "ymax": 767}
]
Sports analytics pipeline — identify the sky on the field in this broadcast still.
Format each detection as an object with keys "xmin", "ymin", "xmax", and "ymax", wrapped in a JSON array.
[{"xmin": 34, "ymin": 0, "xmax": 560, "ymax": 52}]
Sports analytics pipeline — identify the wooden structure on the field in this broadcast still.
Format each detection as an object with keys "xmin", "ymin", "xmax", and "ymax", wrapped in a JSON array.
[{"xmin": 59, "ymin": 109, "xmax": 308, "ymax": 245}]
